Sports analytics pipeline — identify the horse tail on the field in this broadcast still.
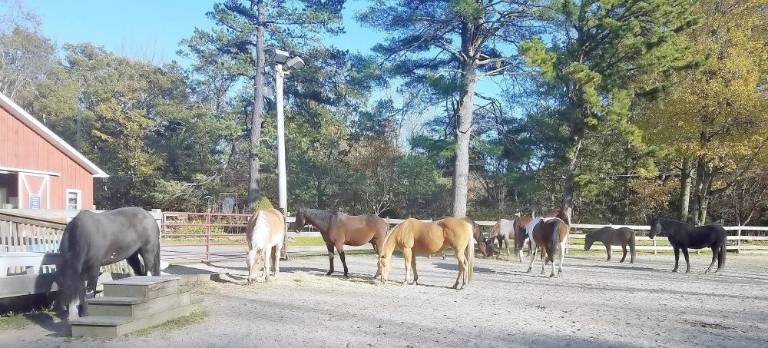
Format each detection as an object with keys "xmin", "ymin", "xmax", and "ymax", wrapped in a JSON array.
[
  {"xmin": 718, "ymin": 229, "xmax": 727, "ymax": 269},
  {"xmin": 629, "ymin": 231, "xmax": 636, "ymax": 263},
  {"xmin": 465, "ymin": 221, "xmax": 474, "ymax": 283},
  {"xmin": 152, "ymin": 221, "xmax": 162, "ymax": 276},
  {"xmin": 547, "ymin": 220, "xmax": 559, "ymax": 264}
]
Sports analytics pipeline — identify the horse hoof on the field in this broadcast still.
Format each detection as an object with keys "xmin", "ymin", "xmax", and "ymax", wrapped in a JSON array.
[{"xmin": 326, "ymin": 271, "xmax": 333, "ymax": 276}]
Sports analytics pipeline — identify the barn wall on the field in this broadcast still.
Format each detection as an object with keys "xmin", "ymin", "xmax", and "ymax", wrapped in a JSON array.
[{"xmin": 0, "ymin": 104, "xmax": 95, "ymax": 209}]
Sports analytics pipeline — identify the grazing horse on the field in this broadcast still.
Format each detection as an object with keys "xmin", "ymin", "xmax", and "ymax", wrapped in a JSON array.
[
  {"xmin": 526, "ymin": 217, "xmax": 570, "ymax": 277},
  {"xmin": 56, "ymin": 207, "xmax": 161, "ymax": 321},
  {"xmin": 649, "ymin": 217, "xmax": 726, "ymax": 273},
  {"xmin": 378, "ymin": 217, "xmax": 474, "ymax": 289},
  {"xmin": 437, "ymin": 216, "xmax": 487, "ymax": 258},
  {"xmin": 584, "ymin": 227, "xmax": 636, "ymax": 263},
  {"xmin": 245, "ymin": 208, "xmax": 286, "ymax": 283},
  {"xmin": 294, "ymin": 208, "xmax": 388, "ymax": 277},
  {"xmin": 489, "ymin": 218, "xmax": 515, "ymax": 258}
]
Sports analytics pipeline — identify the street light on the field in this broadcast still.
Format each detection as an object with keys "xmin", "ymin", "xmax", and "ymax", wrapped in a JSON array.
[{"xmin": 270, "ymin": 48, "xmax": 304, "ymax": 259}]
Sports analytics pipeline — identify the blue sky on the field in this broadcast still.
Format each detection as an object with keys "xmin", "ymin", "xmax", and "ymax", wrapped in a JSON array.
[{"xmin": 25, "ymin": 0, "xmax": 380, "ymax": 64}]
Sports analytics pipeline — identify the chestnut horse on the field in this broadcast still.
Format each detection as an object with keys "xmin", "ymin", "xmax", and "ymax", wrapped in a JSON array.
[
  {"xmin": 379, "ymin": 217, "xmax": 474, "ymax": 289},
  {"xmin": 526, "ymin": 217, "xmax": 570, "ymax": 277},
  {"xmin": 294, "ymin": 208, "xmax": 388, "ymax": 277},
  {"xmin": 246, "ymin": 208, "xmax": 285, "ymax": 283}
]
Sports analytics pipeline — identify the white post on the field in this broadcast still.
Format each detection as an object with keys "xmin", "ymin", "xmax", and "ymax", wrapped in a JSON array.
[{"xmin": 275, "ymin": 63, "xmax": 289, "ymax": 260}]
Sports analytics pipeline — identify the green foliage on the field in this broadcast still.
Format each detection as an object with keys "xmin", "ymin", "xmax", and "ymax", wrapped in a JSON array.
[{"xmin": 255, "ymin": 196, "xmax": 274, "ymax": 211}]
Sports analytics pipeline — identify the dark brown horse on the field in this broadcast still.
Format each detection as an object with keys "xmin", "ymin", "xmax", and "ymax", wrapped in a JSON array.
[
  {"xmin": 512, "ymin": 209, "xmax": 566, "ymax": 262},
  {"xmin": 294, "ymin": 208, "xmax": 388, "ymax": 277},
  {"xmin": 584, "ymin": 227, "xmax": 636, "ymax": 263},
  {"xmin": 526, "ymin": 217, "xmax": 570, "ymax": 277}
]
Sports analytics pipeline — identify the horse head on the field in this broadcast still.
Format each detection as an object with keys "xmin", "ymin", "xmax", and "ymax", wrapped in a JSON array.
[
  {"xmin": 648, "ymin": 216, "xmax": 662, "ymax": 239},
  {"xmin": 584, "ymin": 234, "xmax": 594, "ymax": 251},
  {"xmin": 377, "ymin": 254, "xmax": 391, "ymax": 284},
  {"xmin": 293, "ymin": 208, "xmax": 307, "ymax": 231},
  {"xmin": 478, "ymin": 238, "xmax": 492, "ymax": 257}
]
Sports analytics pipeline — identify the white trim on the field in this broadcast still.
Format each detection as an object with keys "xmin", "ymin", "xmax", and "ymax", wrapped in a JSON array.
[
  {"xmin": 19, "ymin": 173, "xmax": 50, "ymax": 209},
  {"xmin": 65, "ymin": 189, "xmax": 82, "ymax": 210},
  {"xmin": 0, "ymin": 92, "xmax": 108, "ymax": 178},
  {"xmin": 0, "ymin": 166, "xmax": 60, "ymax": 177}
]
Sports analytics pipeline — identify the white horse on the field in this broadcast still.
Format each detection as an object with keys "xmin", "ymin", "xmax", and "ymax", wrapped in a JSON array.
[{"xmin": 246, "ymin": 208, "xmax": 286, "ymax": 283}]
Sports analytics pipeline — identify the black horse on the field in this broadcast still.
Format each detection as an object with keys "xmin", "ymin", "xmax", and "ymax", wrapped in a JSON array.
[
  {"xmin": 56, "ymin": 207, "xmax": 161, "ymax": 321},
  {"xmin": 648, "ymin": 217, "xmax": 726, "ymax": 273},
  {"xmin": 584, "ymin": 227, "xmax": 636, "ymax": 263}
]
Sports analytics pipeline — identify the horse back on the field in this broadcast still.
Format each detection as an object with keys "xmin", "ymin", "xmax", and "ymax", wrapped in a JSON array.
[
  {"xmin": 246, "ymin": 208, "xmax": 285, "ymax": 248},
  {"xmin": 685, "ymin": 224, "xmax": 726, "ymax": 249}
]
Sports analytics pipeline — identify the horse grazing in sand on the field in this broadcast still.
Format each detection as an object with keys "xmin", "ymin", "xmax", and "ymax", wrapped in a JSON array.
[
  {"xmin": 526, "ymin": 217, "xmax": 570, "ymax": 277},
  {"xmin": 56, "ymin": 207, "xmax": 161, "ymax": 321},
  {"xmin": 649, "ymin": 217, "xmax": 726, "ymax": 273},
  {"xmin": 246, "ymin": 208, "xmax": 286, "ymax": 283},
  {"xmin": 584, "ymin": 227, "xmax": 636, "ymax": 263},
  {"xmin": 379, "ymin": 217, "xmax": 474, "ymax": 289},
  {"xmin": 436, "ymin": 216, "xmax": 488, "ymax": 258},
  {"xmin": 294, "ymin": 208, "xmax": 388, "ymax": 277}
]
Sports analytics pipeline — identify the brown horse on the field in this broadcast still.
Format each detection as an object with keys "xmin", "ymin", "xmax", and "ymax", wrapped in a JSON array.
[
  {"xmin": 584, "ymin": 227, "xmax": 636, "ymax": 263},
  {"xmin": 294, "ymin": 208, "xmax": 388, "ymax": 277},
  {"xmin": 526, "ymin": 217, "xmax": 570, "ymax": 277},
  {"xmin": 378, "ymin": 217, "xmax": 474, "ymax": 289},
  {"xmin": 246, "ymin": 208, "xmax": 286, "ymax": 283}
]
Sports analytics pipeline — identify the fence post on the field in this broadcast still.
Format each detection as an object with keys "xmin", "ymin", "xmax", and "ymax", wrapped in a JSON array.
[
  {"xmin": 280, "ymin": 208, "xmax": 288, "ymax": 260},
  {"xmin": 205, "ymin": 212, "xmax": 211, "ymax": 261},
  {"xmin": 653, "ymin": 239, "xmax": 657, "ymax": 255},
  {"xmin": 737, "ymin": 227, "xmax": 742, "ymax": 253}
]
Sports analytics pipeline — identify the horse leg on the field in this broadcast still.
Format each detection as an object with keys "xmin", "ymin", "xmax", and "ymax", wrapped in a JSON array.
[
  {"xmin": 263, "ymin": 245, "xmax": 272, "ymax": 282},
  {"xmin": 272, "ymin": 244, "xmax": 281, "ymax": 277},
  {"xmin": 604, "ymin": 242, "xmax": 611, "ymax": 261},
  {"xmin": 540, "ymin": 247, "xmax": 547, "ymax": 275},
  {"xmin": 337, "ymin": 244, "xmax": 349, "ymax": 278},
  {"xmin": 372, "ymin": 239, "xmax": 383, "ymax": 278},
  {"xmin": 402, "ymin": 247, "xmax": 413, "ymax": 285},
  {"xmin": 672, "ymin": 247, "xmax": 680, "ymax": 272},
  {"xmin": 452, "ymin": 246, "xmax": 468, "ymax": 290},
  {"xmin": 705, "ymin": 245, "xmax": 717, "ymax": 273},
  {"xmin": 620, "ymin": 243, "xmax": 628, "ymax": 263},
  {"xmin": 411, "ymin": 253, "xmax": 419, "ymax": 285},
  {"xmin": 325, "ymin": 243, "xmax": 335, "ymax": 276},
  {"xmin": 81, "ymin": 268, "xmax": 100, "ymax": 317},
  {"xmin": 526, "ymin": 239, "xmax": 537, "ymax": 273},
  {"xmin": 126, "ymin": 252, "xmax": 145, "ymax": 276},
  {"xmin": 246, "ymin": 248, "xmax": 257, "ymax": 284},
  {"xmin": 558, "ymin": 241, "xmax": 566, "ymax": 274},
  {"xmin": 139, "ymin": 248, "xmax": 158, "ymax": 276},
  {"xmin": 682, "ymin": 248, "xmax": 691, "ymax": 273}
]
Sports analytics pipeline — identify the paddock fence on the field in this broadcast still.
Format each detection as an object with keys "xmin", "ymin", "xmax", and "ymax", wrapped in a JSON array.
[{"xmin": 158, "ymin": 211, "xmax": 768, "ymax": 263}]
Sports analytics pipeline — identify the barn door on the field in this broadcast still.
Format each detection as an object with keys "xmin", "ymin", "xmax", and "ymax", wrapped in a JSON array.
[{"xmin": 19, "ymin": 173, "xmax": 50, "ymax": 209}]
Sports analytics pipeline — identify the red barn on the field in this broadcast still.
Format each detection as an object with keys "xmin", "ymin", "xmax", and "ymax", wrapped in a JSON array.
[{"xmin": 0, "ymin": 92, "xmax": 107, "ymax": 210}]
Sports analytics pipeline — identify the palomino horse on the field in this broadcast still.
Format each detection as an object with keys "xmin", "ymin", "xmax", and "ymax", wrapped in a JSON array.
[
  {"xmin": 379, "ymin": 217, "xmax": 474, "ymax": 289},
  {"xmin": 294, "ymin": 208, "xmax": 388, "ymax": 277},
  {"xmin": 436, "ymin": 216, "xmax": 488, "ymax": 258},
  {"xmin": 526, "ymin": 217, "xmax": 570, "ymax": 277},
  {"xmin": 649, "ymin": 217, "xmax": 726, "ymax": 273},
  {"xmin": 584, "ymin": 227, "xmax": 636, "ymax": 263},
  {"xmin": 56, "ymin": 207, "xmax": 161, "ymax": 321},
  {"xmin": 246, "ymin": 208, "xmax": 286, "ymax": 283}
]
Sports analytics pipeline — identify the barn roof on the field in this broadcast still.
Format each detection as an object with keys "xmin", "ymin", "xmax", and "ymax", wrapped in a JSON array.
[{"xmin": 0, "ymin": 92, "xmax": 109, "ymax": 178}]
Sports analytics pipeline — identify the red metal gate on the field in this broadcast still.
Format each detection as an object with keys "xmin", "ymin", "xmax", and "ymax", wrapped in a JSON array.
[{"xmin": 160, "ymin": 212, "xmax": 253, "ymax": 262}]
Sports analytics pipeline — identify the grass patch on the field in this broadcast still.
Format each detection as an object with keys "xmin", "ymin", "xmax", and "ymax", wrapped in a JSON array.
[
  {"xmin": 0, "ymin": 312, "xmax": 31, "ymax": 330},
  {"xmin": 132, "ymin": 309, "xmax": 207, "ymax": 337},
  {"xmin": 288, "ymin": 236, "xmax": 325, "ymax": 247}
]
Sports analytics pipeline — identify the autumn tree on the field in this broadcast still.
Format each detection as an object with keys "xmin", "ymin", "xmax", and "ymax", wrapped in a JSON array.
[
  {"xmin": 520, "ymin": 0, "xmax": 697, "ymax": 222},
  {"xmin": 641, "ymin": 0, "xmax": 768, "ymax": 224}
]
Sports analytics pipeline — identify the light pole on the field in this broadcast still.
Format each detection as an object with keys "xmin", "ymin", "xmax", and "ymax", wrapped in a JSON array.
[{"xmin": 271, "ymin": 49, "xmax": 304, "ymax": 259}]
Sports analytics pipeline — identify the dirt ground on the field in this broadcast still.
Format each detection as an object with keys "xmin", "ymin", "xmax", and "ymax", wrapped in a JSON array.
[{"xmin": 2, "ymin": 251, "xmax": 768, "ymax": 348}]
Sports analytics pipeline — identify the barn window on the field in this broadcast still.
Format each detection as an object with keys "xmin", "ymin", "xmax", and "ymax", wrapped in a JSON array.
[{"xmin": 66, "ymin": 189, "xmax": 81, "ymax": 210}]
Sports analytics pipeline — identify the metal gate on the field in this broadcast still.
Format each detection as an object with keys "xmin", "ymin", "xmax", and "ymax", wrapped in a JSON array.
[{"xmin": 160, "ymin": 212, "xmax": 253, "ymax": 262}]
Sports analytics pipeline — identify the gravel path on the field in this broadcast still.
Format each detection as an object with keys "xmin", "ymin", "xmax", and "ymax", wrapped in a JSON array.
[{"xmin": 3, "ymin": 252, "xmax": 768, "ymax": 347}]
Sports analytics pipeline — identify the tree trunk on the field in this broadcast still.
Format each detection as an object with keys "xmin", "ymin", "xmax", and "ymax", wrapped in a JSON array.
[
  {"xmin": 679, "ymin": 158, "xmax": 692, "ymax": 222},
  {"xmin": 247, "ymin": 0, "xmax": 266, "ymax": 210},
  {"xmin": 561, "ymin": 135, "xmax": 582, "ymax": 225},
  {"xmin": 452, "ymin": 22, "xmax": 478, "ymax": 218},
  {"xmin": 693, "ymin": 156, "xmax": 706, "ymax": 224}
]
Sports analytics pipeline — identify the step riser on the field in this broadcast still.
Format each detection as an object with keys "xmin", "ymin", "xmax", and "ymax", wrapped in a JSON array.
[
  {"xmin": 103, "ymin": 280, "xmax": 179, "ymax": 299},
  {"xmin": 88, "ymin": 293, "xmax": 191, "ymax": 319},
  {"xmin": 71, "ymin": 302, "xmax": 200, "ymax": 338}
]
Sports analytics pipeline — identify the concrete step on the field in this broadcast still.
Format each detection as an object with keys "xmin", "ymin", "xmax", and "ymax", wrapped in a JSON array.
[
  {"xmin": 103, "ymin": 276, "xmax": 180, "ymax": 299},
  {"xmin": 87, "ymin": 292, "xmax": 192, "ymax": 319},
  {"xmin": 70, "ymin": 299, "xmax": 201, "ymax": 337}
]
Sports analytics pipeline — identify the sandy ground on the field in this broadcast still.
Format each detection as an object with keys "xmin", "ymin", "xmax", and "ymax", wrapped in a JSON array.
[{"xmin": 2, "ymin": 251, "xmax": 768, "ymax": 348}]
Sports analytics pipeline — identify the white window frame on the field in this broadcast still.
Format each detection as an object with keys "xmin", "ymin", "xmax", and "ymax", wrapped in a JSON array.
[{"xmin": 65, "ymin": 189, "xmax": 82, "ymax": 210}]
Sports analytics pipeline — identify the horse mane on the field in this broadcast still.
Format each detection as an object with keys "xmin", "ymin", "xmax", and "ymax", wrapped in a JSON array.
[{"xmin": 299, "ymin": 208, "xmax": 335, "ymax": 232}]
